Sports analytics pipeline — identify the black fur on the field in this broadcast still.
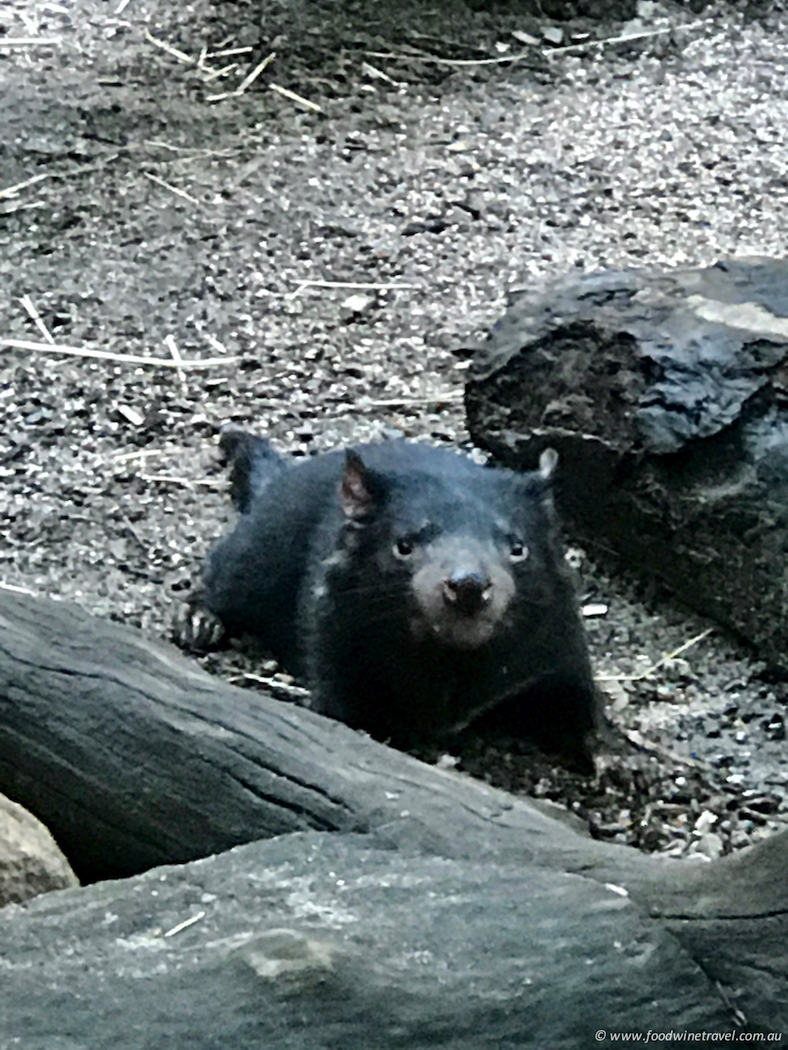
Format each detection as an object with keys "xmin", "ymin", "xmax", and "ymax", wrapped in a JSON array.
[{"xmin": 204, "ymin": 434, "xmax": 599, "ymax": 765}]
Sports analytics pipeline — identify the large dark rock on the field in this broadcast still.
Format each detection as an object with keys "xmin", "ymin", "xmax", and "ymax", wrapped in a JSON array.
[
  {"xmin": 465, "ymin": 258, "xmax": 788, "ymax": 667},
  {"xmin": 1, "ymin": 832, "xmax": 783, "ymax": 1048}
]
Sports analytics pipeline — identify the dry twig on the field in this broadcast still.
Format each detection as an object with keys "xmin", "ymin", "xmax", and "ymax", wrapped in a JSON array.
[
  {"xmin": 164, "ymin": 334, "xmax": 187, "ymax": 385},
  {"xmin": 0, "ymin": 337, "xmax": 239, "ymax": 369},
  {"xmin": 288, "ymin": 279, "xmax": 416, "ymax": 299},
  {"xmin": 227, "ymin": 673, "xmax": 310, "ymax": 701},
  {"xmin": 144, "ymin": 30, "xmax": 192, "ymax": 65},
  {"xmin": 269, "ymin": 83, "xmax": 322, "ymax": 112},
  {"xmin": 111, "ymin": 449, "xmax": 169, "ymax": 462},
  {"xmin": 202, "ymin": 63, "xmax": 239, "ymax": 83},
  {"xmin": 0, "ymin": 173, "xmax": 50, "ymax": 200},
  {"xmin": 236, "ymin": 52, "xmax": 276, "ymax": 94},
  {"xmin": 143, "ymin": 172, "xmax": 199, "ymax": 204},
  {"xmin": 139, "ymin": 474, "xmax": 223, "ymax": 489},
  {"xmin": 207, "ymin": 46, "xmax": 253, "ymax": 59},
  {"xmin": 363, "ymin": 49, "xmax": 539, "ymax": 68},
  {"xmin": 545, "ymin": 20, "xmax": 708, "ymax": 55},
  {"xmin": 357, "ymin": 394, "xmax": 463, "ymax": 408},
  {"xmin": 164, "ymin": 912, "xmax": 206, "ymax": 938},
  {"xmin": 19, "ymin": 295, "xmax": 55, "ymax": 344},
  {"xmin": 596, "ymin": 628, "xmax": 714, "ymax": 684},
  {"xmin": 0, "ymin": 38, "xmax": 60, "ymax": 47},
  {"xmin": 206, "ymin": 52, "xmax": 276, "ymax": 101}
]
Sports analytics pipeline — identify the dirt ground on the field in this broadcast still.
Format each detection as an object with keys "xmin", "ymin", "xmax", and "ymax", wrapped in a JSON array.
[{"xmin": 2, "ymin": 0, "xmax": 788, "ymax": 859}]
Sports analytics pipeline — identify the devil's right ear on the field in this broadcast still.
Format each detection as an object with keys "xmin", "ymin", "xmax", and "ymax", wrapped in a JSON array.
[{"xmin": 538, "ymin": 447, "xmax": 559, "ymax": 481}]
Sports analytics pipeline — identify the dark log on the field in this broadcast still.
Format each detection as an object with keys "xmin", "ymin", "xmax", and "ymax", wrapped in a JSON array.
[
  {"xmin": 1, "ymin": 587, "xmax": 788, "ymax": 1042},
  {"xmin": 0, "ymin": 586, "xmax": 630, "ymax": 885},
  {"xmin": 464, "ymin": 257, "xmax": 788, "ymax": 668}
]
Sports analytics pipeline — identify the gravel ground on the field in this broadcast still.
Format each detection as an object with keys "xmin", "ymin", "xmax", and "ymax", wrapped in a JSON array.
[{"xmin": 2, "ymin": 0, "xmax": 788, "ymax": 859}]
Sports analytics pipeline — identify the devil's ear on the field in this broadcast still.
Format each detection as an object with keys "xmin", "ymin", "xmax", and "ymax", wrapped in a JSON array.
[
  {"xmin": 538, "ymin": 447, "xmax": 558, "ymax": 481},
  {"xmin": 340, "ymin": 451, "xmax": 388, "ymax": 521}
]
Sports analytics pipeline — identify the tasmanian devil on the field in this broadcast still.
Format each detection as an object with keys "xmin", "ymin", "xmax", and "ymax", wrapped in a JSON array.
[{"xmin": 203, "ymin": 430, "xmax": 600, "ymax": 767}]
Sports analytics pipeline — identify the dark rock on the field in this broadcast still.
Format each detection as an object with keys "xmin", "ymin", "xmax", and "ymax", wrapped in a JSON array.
[
  {"xmin": 0, "ymin": 834, "xmax": 760, "ymax": 1047},
  {"xmin": 465, "ymin": 257, "xmax": 788, "ymax": 669}
]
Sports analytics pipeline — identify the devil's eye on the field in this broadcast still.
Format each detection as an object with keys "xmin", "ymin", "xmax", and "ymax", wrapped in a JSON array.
[
  {"xmin": 509, "ymin": 539, "xmax": 529, "ymax": 562},
  {"xmin": 393, "ymin": 537, "xmax": 416, "ymax": 558}
]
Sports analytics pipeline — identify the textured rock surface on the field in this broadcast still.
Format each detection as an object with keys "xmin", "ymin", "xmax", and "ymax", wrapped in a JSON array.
[
  {"xmin": 0, "ymin": 793, "xmax": 78, "ymax": 905},
  {"xmin": 465, "ymin": 257, "xmax": 788, "ymax": 667},
  {"xmin": 0, "ymin": 834, "xmax": 771, "ymax": 1048}
]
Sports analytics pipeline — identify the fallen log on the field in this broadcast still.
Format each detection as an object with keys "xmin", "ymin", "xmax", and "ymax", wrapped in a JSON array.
[
  {"xmin": 0, "ymin": 585, "xmax": 627, "ymax": 884},
  {"xmin": 1, "ymin": 587, "xmax": 787, "ymax": 1041},
  {"xmin": 464, "ymin": 257, "xmax": 788, "ymax": 669}
]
